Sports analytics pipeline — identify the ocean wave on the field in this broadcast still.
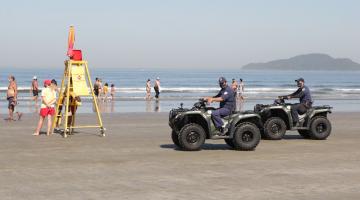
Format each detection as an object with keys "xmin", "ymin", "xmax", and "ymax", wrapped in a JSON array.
[{"xmin": 1, "ymin": 86, "xmax": 360, "ymax": 94}]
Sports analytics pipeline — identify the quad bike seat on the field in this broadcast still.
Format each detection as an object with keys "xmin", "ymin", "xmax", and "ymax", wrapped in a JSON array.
[{"xmin": 223, "ymin": 115, "xmax": 231, "ymax": 120}]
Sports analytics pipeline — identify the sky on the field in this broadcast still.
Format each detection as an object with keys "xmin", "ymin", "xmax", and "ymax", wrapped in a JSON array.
[{"xmin": 0, "ymin": 0, "xmax": 359, "ymax": 69}]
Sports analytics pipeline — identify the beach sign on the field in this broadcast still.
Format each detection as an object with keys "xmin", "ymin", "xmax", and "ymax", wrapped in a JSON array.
[{"xmin": 71, "ymin": 65, "xmax": 89, "ymax": 96}]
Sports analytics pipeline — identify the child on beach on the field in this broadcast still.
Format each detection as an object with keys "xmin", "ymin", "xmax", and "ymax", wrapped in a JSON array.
[
  {"xmin": 33, "ymin": 80, "xmax": 56, "ymax": 136},
  {"xmin": 103, "ymin": 83, "xmax": 109, "ymax": 102},
  {"xmin": 110, "ymin": 84, "xmax": 115, "ymax": 101}
]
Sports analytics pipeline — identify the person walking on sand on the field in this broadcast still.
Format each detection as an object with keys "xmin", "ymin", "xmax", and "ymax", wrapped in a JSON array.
[
  {"xmin": 146, "ymin": 79, "xmax": 151, "ymax": 100},
  {"xmin": 33, "ymin": 80, "xmax": 56, "ymax": 136},
  {"xmin": 30, "ymin": 76, "xmax": 39, "ymax": 104},
  {"xmin": 6, "ymin": 75, "xmax": 22, "ymax": 121},
  {"xmin": 110, "ymin": 84, "xmax": 115, "ymax": 101},
  {"xmin": 154, "ymin": 77, "xmax": 161, "ymax": 99}
]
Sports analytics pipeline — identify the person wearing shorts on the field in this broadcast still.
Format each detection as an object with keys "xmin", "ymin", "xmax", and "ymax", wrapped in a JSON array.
[
  {"xmin": 6, "ymin": 75, "xmax": 22, "ymax": 121},
  {"xmin": 33, "ymin": 80, "xmax": 56, "ymax": 136},
  {"xmin": 31, "ymin": 76, "xmax": 39, "ymax": 103}
]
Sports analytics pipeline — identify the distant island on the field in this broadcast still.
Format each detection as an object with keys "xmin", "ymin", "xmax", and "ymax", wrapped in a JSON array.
[{"xmin": 242, "ymin": 53, "xmax": 360, "ymax": 71}]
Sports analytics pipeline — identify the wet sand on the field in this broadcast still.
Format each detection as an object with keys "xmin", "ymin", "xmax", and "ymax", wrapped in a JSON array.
[{"xmin": 0, "ymin": 112, "xmax": 359, "ymax": 200}]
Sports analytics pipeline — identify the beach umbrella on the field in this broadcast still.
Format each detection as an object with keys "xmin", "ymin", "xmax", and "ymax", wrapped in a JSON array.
[{"xmin": 67, "ymin": 26, "xmax": 75, "ymax": 57}]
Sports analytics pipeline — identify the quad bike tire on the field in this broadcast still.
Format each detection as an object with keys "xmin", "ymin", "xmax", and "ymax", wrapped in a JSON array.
[
  {"xmin": 298, "ymin": 130, "xmax": 311, "ymax": 139},
  {"xmin": 263, "ymin": 117, "xmax": 287, "ymax": 140},
  {"xmin": 224, "ymin": 139, "xmax": 235, "ymax": 148},
  {"xmin": 309, "ymin": 116, "xmax": 332, "ymax": 140},
  {"xmin": 171, "ymin": 130, "xmax": 180, "ymax": 147},
  {"xmin": 178, "ymin": 123, "xmax": 206, "ymax": 151},
  {"xmin": 232, "ymin": 122, "xmax": 261, "ymax": 151}
]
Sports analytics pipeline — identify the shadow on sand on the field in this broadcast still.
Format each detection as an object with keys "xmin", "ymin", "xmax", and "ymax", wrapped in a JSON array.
[
  {"xmin": 160, "ymin": 143, "xmax": 233, "ymax": 151},
  {"xmin": 282, "ymin": 135, "xmax": 305, "ymax": 140}
]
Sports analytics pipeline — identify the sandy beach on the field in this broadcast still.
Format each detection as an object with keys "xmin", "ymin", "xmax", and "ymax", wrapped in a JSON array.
[{"xmin": 0, "ymin": 112, "xmax": 359, "ymax": 200}]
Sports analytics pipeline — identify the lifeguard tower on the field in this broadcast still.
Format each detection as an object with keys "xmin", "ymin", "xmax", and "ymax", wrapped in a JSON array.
[{"xmin": 52, "ymin": 26, "xmax": 105, "ymax": 138}]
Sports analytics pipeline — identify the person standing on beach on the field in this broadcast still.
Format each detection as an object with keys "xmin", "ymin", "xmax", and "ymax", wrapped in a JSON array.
[
  {"xmin": 33, "ymin": 80, "xmax": 56, "ymax": 136},
  {"xmin": 94, "ymin": 78, "xmax": 100, "ymax": 98},
  {"xmin": 30, "ymin": 76, "xmax": 39, "ymax": 103},
  {"xmin": 51, "ymin": 79, "xmax": 59, "ymax": 94},
  {"xmin": 103, "ymin": 83, "xmax": 109, "ymax": 102},
  {"xmin": 98, "ymin": 79, "xmax": 103, "ymax": 100},
  {"xmin": 231, "ymin": 78, "xmax": 238, "ymax": 93},
  {"xmin": 236, "ymin": 78, "xmax": 245, "ymax": 111},
  {"xmin": 146, "ymin": 79, "xmax": 151, "ymax": 100},
  {"xmin": 154, "ymin": 77, "xmax": 161, "ymax": 99},
  {"xmin": 6, "ymin": 75, "xmax": 22, "ymax": 121},
  {"xmin": 110, "ymin": 84, "xmax": 115, "ymax": 101}
]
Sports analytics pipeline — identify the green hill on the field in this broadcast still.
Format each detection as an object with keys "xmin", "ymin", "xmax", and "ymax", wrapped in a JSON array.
[{"xmin": 242, "ymin": 54, "xmax": 360, "ymax": 71}]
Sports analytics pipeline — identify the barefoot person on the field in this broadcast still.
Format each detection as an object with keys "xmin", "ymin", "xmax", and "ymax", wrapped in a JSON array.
[
  {"xmin": 94, "ymin": 78, "xmax": 100, "ymax": 99},
  {"xmin": 33, "ymin": 80, "xmax": 56, "ymax": 136},
  {"xmin": 110, "ymin": 84, "xmax": 115, "ymax": 101},
  {"xmin": 231, "ymin": 78, "xmax": 238, "ymax": 93},
  {"xmin": 30, "ymin": 76, "xmax": 39, "ymax": 103},
  {"xmin": 145, "ymin": 79, "xmax": 151, "ymax": 100},
  {"xmin": 236, "ymin": 78, "xmax": 245, "ymax": 111},
  {"xmin": 154, "ymin": 77, "xmax": 160, "ymax": 99},
  {"xmin": 103, "ymin": 83, "xmax": 109, "ymax": 102},
  {"xmin": 6, "ymin": 75, "xmax": 22, "ymax": 121}
]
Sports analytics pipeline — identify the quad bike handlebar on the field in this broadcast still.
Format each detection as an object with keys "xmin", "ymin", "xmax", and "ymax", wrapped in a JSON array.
[
  {"xmin": 274, "ymin": 97, "xmax": 286, "ymax": 105},
  {"xmin": 193, "ymin": 98, "xmax": 207, "ymax": 109}
]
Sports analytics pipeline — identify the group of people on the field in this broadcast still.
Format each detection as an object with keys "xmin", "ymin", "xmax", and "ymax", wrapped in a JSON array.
[
  {"xmin": 4, "ymin": 73, "xmax": 312, "ymax": 137},
  {"xmin": 93, "ymin": 78, "xmax": 115, "ymax": 102},
  {"xmin": 146, "ymin": 77, "xmax": 161, "ymax": 100},
  {"xmin": 5, "ymin": 75, "xmax": 60, "ymax": 136}
]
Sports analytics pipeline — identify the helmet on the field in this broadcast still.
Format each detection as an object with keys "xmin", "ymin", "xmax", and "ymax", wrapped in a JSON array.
[{"xmin": 218, "ymin": 77, "xmax": 227, "ymax": 88}]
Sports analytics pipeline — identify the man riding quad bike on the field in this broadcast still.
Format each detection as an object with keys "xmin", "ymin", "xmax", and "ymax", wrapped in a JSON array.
[
  {"xmin": 254, "ymin": 78, "xmax": 332, "ymax": 140},
  {"xmin": 168, "ymin": 77, "xmax": 262, "ymax": 151}
]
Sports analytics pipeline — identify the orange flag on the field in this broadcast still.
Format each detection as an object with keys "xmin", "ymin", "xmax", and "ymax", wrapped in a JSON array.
[{"xmin": 67, "ymin": 26, "xmax": 75, "ymax": 57}]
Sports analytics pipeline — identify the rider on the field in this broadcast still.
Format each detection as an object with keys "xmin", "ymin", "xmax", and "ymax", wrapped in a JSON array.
[
  {"xmin": 280, "ymin": 78, "xmax": 313, "ymax": 126},
  {"xmin": 204, "ymin": 77, "xmax": 235, "ymax": 135}
]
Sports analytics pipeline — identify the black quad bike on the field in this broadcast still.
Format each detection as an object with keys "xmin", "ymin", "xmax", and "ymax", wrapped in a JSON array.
[
  {"xmin": 254, "ymin": 98, "xmax": 332, "ymax": 140},
  {"xmin": 169, "ymin": 99, "xmax": 262, "ymax": 151}
]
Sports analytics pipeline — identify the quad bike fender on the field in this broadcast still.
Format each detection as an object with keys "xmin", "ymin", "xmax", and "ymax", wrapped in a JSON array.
[
  {"xmin": 174, "ymin": 111, "xmax": 212, "ymax": 137},
  {"xmin": 308, "ymin": 108, "xmax": 332, "ymax": 119},
  {"xmin": 228, "ymin": 114, "xmax": 262, "ymax": 138},
  {"xmin": 305, "ymin": 108, "xmax": 332, "ymax": 128}
]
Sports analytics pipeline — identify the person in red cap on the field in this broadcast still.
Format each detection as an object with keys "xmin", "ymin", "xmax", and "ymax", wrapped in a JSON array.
[{"xmin": 33, "ymin": 80, "xmax": 57, "ymax": 136}]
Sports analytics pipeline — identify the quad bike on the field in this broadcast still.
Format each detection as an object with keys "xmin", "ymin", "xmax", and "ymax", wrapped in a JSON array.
[
  {"xmin": 254, "ymin": 98, "xmax": 332, "ymax": 140},
  {"xmin": 168, "ymin": 99, "xmax": 262, "ymax": 151}
]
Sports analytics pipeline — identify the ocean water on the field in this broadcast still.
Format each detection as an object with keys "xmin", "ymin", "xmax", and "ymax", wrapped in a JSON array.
[{"xmin": 1, "ymin": 67, "xmax": 359, "ymax": 114}]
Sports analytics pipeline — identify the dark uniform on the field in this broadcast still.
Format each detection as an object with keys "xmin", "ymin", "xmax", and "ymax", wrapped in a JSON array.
[
  {"xmin": 211, "ymin": 84, "xmax": 235, "ymax": 129},
  {"xmin": 285, "ymin": 79, "xmax": 313, "ymax": 125}
]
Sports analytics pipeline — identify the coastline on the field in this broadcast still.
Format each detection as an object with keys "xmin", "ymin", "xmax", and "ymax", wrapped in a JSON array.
[{"xmin": 1, "ymin": 98, "xmax": 359, "ymax": 115}]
